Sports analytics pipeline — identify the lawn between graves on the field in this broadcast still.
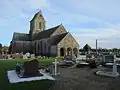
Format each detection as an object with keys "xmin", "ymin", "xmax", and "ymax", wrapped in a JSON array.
[{"xmin": 0, "ymin": 58, "xmax": 61, "ymax": 90}]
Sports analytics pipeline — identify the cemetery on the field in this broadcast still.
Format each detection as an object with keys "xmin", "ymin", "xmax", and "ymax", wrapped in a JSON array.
[
  {"xmin": 0, "ymin": 52, "xmax": 120, "ymax": 90},
  {"xmin": 0, "ymin": 41, "xmax": 120, "ymax": 90}
]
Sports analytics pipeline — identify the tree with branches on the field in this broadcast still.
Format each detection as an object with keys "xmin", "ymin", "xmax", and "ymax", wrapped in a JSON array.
[
  {"xmin": 83, "ymin": 44, "xmax": 91, "ymax": 54},
  {"xmin": 0, "ymin": 43, "xmax": 2, "ymax": 54}
]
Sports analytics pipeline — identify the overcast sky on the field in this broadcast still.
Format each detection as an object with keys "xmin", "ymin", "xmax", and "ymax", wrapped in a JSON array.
[{"xmin": 0, "ymin": 0, "xmax": 120, "ymax": 49}]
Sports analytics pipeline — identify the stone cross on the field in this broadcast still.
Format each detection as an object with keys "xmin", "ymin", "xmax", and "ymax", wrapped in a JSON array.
[
  {"xmin": 55, "ymin": 59, "xmax": 57, "ymax": 76},
  {"xmin": 113, "ymin": 55, "xmax": 118, "ymax": 74}
]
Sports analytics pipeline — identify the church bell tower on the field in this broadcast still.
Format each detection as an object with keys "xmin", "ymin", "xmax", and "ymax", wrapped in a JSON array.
[{"xmin": 29, "ymin": 10, "xmax": 45, "ymax": 38}]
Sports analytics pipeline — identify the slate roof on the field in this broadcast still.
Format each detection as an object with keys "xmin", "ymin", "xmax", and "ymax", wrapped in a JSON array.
[
  {"xmin": 49, "ymin": 32, "xmax": 68, "ymax": 45},
  {"xmin": 33, "ymin": 24, "xmax": 61, "ymax": 40},
  {"xmin": 12, "ymin": 32, "xmax": 30, "ymax": 41}
]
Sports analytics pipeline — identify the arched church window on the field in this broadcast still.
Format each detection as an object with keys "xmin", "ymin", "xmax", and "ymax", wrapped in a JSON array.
[{"xmin": 39, "ymin": 22, "xmax": 41, "ymax": 29}]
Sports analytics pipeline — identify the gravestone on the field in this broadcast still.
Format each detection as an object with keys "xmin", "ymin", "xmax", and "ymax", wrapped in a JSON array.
[
  {"xmin": 12, "ymin": 53, "xmax": 21, "ymax": 59},
  {"xmin": 76, "ymin": 55, "xmax": 86, "ymax": 60},
  {"xmin": 25, "ymin": 52, "xmax": 30, "ymax": 58},
  {"xmin": 0, "ymin": 55, "xmax": 4, "ymax": 60},
  {"xmin": 4, "ymin": 54, "xmax": 8, "ymax": 59},
  {"xmin": 7, "ymin": 54, "xmax": 12, "ymax": 60},
  {"xmin": 72, "ymin": 54, "xmax": 77, "ymax": 61},
  {"xmin": 23, "ymin": 55, "xmax": 28, "ymax": 59},
  {"xmin": 103, "ymin": 55, "xmax": 114, "ymax": 63},
  {"xmin": 64, "ymin": 55, "xmax": 72, "ymax": 61},
  {"xmin": 96, "ymin": 55, "xmax": 119, "ymax": 77},
  {"xmin": 31, "ymin": 54, "xmax": 35, "ymax": 59},
  {"xmin": 23, "ymin": 59, "xmax": 41, "ymax": 77},
  {"xmin": 37, "ymin": 56, "xmax": 41, "ymax": 59}
]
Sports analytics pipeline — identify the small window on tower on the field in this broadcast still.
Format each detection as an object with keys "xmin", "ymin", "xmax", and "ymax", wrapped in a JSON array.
[{"xmin": 39, "ymin": 22, "xmax": 41, "ymax": 29}]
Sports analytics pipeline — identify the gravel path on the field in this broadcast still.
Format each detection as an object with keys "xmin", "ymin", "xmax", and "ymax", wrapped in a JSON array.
[{"xmin": 50, "ymin": 67, "xmax": 120, "ymax": 90}]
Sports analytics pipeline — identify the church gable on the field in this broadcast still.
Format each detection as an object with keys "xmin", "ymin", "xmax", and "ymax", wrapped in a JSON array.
[
  {"xmin": 51, "ymin": 24, "xmax": 67, "ymax": 37},
  {"xmin": 58, "ymin": 33, "xmax": 79, "ymax": 48},
  {"xmin": 48, "ymin": 33, "xmax": 68, "ymax": 45}
]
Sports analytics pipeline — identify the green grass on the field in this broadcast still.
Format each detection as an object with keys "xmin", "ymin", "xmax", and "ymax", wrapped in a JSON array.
[{"xmin": 0, "ymin": 58, "xmax": 59, "ymax": 90}]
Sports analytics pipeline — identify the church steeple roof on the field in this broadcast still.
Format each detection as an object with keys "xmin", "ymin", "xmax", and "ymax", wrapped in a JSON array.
[
  {"xmin": 37, "ymin": 10, "xmax": 42, "ymax": 15},
  {"xmin": 30, "ymin": 10, "xmax": 45, "ymax": 22}
]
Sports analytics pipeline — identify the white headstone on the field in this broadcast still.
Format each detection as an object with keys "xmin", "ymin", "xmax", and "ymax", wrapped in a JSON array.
[
  {"xmin": 72, "ymin": 54, "xmax": 76, "ymax": 61},
  {"xmin": 25, "ymin": 52, "xmax": 30, "ymax": 58},
  {"xmin": 31, "ymin": 54, "xmax": 35, "ymax": 59},
  {"xmin": 23, "ymin": 55, "xmax": 28, "ymax": 59},
  {"xmin": 91, "ymin": 55, "xmax": 94, "ymax": 59},
  {"xmin": 16, "ymin": 53, "xmax": 19, "ymax": 55},
  {"xmin": 76, "ymin": 55, "xmax": 86, "ymax": 60},
  {"xmin": 7, "ymin": 55, "xmax": 12, "ymax": 60}
]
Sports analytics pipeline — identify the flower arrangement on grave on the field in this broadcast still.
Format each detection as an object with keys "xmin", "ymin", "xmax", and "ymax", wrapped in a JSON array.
[{"xmin": 15, "ymin": 62, "xmax": 22, "ymax": 74}]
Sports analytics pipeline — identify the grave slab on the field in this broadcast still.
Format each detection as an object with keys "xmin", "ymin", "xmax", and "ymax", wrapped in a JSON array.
[
  {"xmin": 96, "ymin": 55, "xmax": 119, "ymax": 78},
  {"xmin": 7, "ymin": 70, "xmax": 55, "ymax": 83}
]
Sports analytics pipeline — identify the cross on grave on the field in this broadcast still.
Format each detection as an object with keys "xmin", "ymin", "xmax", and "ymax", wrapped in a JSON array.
[
  {"xmin": 46, "ymin": 59, "xmax": 60, "ymax": 76},
  {"xmin": 113, "ymin": 55, "xmax": 119, "ymax": 75},
  {"xmin": 96, "ymin": 55, "xmax": 119, "ymax": 78}
]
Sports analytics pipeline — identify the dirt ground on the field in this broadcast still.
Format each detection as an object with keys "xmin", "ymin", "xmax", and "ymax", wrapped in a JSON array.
[{"xmin": 50, "ymin": 67, "xmax": 120, "ymax": 90}]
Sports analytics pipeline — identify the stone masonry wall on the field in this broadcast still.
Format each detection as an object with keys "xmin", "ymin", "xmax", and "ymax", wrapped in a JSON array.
[{"xmin": 57, "ymin": 33, "xmax": 79, "ymax": 56}]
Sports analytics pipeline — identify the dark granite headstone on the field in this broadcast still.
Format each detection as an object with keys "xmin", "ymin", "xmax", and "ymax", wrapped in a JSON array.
[
  {"xmin": 23, "ymin": 59, "xmax": 40, "ymax": 77},
  {"xmin": 103, "ymin": 55, "xmax": 114, "ymax": 63}
]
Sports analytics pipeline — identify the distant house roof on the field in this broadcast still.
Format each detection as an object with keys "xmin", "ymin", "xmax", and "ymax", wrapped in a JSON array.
[
  {"xmin": 33, "ymin": 24, "xmax": 61, "ymax": 40},
  {"xmin": 12, "ymin": 32, "xmax": 30, "ymax": 41},
  {"xmin": 49, "ymin": 32, "xmax": 68, "ymax": 45},
  {"xmin": 2, "ymin": 46, "xmax": 9, "ymax": 52}
]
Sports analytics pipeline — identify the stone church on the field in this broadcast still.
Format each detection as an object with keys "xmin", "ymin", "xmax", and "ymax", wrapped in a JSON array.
[{"xmin": 11, "ymin": 10, "xmax": 79, "ymax": 57}]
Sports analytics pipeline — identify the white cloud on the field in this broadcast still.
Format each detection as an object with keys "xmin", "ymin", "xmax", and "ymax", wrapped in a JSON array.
[
  {"xmin": 72, "ymin": 26, "xmax": 120, "ymax": 49},
  {"xmin": 62, "ymin": 0, "xmax": 120, "ymax": 21}
]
